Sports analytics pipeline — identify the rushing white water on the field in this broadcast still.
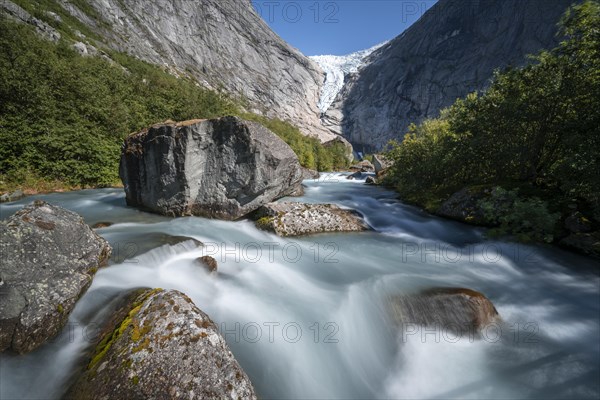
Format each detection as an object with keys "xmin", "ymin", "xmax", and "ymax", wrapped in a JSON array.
[{"xmin": 1, "ymin": 174, "xmax": 599, "ymax": 399}]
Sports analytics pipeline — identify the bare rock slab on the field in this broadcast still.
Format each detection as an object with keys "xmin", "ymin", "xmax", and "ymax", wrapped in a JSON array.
[
  {"xmin": 254, "ymin": 202, "xmax": 370, "ymax": 236},
  {"xmin": 0, "ymin": 201, "xmax": 111, "ymax": 354},
  {"xmin": 67, "ymin": 289, "xmax": 256, "ymax": 400},
  {"xmin": 120, "ymin": 116, "xmax": 303, "ymax": 220}
]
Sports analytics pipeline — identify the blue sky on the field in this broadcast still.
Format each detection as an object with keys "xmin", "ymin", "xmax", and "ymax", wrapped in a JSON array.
[{"xmin": 252, "ymin": 0, "xmax": 438, "ymax": 56}]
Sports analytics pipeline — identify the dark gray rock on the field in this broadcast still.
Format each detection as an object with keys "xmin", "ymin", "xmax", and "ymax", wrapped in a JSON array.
[
  {"xmin": 120, "ymin": 116, "xmax": 303, "ymax": 220},
  {"xmin": 346, "ymin": 171, "xmax": 362, "ymax": 180},
  {"xmin": 0, "ymin": 201, "xmax": 111, "ymax": 354},
  {"xmin": 66, "ymin": 289, "xmax": 256, "ymax": 399},
  {"xmin": 365, "ymin": 176, "xmax": 377, "ymax": 185},
  {"xmin": 389, "ymin": 287, "xmax": 500, "ymax": 336},
  {"xmin": 327, "ymin": 0, "xmax": 576, "ymax": 151},
  {"xmin": 254, "ymin": 202, "xmax": 370, "ymax": 236}
]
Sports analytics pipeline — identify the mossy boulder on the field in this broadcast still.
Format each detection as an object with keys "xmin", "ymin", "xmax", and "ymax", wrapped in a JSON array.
[
  {"xmin": 0, "ymin": 201, "xmax": 111, "ymax": 354},
  {"xmin": 67, "ymin": 289, "xmax": 256, "ymax": 399}
]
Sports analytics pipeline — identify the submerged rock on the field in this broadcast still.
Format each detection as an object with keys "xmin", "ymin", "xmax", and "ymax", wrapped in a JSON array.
[
  {"xmin": 195, "ymin": 256, "xmax": 218, "ymax": 274},
  {"xmin": 120, "ymin": 116, "xmax": 303, "ymax": 220},
  {"xmin": 0, "ymin": 201, "xmax": 111, "ymax": 354},
  {"xmin": 389, "ymin": 287, "xmax": 500, "ymax": 336},
  {"xmin": 91, "ymin": 221, "xmax": 113, "ymax": 229},
  {"xmin": 365, "ymin": 176, "xmax": 377, "ymax": 185},
  {"xmin": 301, "ymin": 167, "xmax": 321, "ymax": 180},
  {"xmin": 67, "ymin": 289, "xmax": 256, "ymax": 400},
  {"xmin": 346, "ymin": 171, "xmax": 362, "ymax": 180},
  {"xmin": 254, "ymin": 202, "xmax": 370, "ymax": 236},
  {"xmin": 108, "ymin": 232, "xmax": 203, "ymax": 264}
]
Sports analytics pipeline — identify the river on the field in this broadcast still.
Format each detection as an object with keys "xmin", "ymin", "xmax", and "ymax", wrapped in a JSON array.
[{"xmin": 1, "ymin": 173, "xmax": 599, "ymax": 399}]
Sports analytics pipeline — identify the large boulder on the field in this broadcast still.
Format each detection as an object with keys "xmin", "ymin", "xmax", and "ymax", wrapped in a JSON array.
[
  {"xmin": 372, "ymin": 154, "xmax": 392, "ymax": 174},
  {"xmin": 323, "ymin": 135, "xmax": 354, "ymax": 163},
  {"xmin": 349, "ymin": 160, "xmax": 375, "ymax": 173},
  {"xmin": 119, "ymin": 116, "xmax": 303, "ymax": 220},
  {"xmin": 67, "ymin": 289, "xmax": 256, "ymax": 400},
  {"xmin": 0, "ymin": 201, "xmax": 111, "ymax": 354},
  {"xmin": 254, "ymin": 202, "xmax": 370, "ymax": 236},
  {"xmin": 389, "ymin": 287, "xmax": 500, "ymax": 336}
]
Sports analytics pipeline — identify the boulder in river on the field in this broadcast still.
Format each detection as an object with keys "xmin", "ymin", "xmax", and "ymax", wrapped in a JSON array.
[
  {"xmin": 67, "ymin": 289, "xmax": 256, "ymax": 399},
  {"xmin": 365, "ymin": 176, "xmax": 377, "ymax": 185},
  {"xmin": 372, "ymin": 154, "xmax": 392, "ymax": 174},
  {"xmin": 0, "ymin": 201, "xmax": 111, "ymax": 354},
  {"xmin": 254, "ymin": 202, "xmax": 370, "ymax": 236},
  {"xmin": 195, "ymin": 256, "xmax": 218, "ymax": 274},
  {"xmin": 119, "ymin": 116, "xmax": 303, "ymax": 220},
  {"xmin": 389, "ymin": 287, "xmax": 500, "ymax": 336},
  {"xmin": 301, "ymin": 167, "xmax": 320, "ymax": 180},
  {"xmin": 349, "ymin": 160, "xmax": 375, "ymax": 173}
]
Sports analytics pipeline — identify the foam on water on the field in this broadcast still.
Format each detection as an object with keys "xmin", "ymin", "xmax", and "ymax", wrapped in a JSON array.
[{"xmin": 1, "ymin": 180, "xmax": 599, "ymax": 399}]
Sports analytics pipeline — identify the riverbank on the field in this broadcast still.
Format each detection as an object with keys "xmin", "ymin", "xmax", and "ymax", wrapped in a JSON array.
[{"xmin": 377, "ymin": 176, "xmax": 600, "ymax": 261}]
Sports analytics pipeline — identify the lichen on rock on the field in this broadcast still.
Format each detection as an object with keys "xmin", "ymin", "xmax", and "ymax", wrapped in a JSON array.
[
  {"xmin": 67, "ymin": 289, "xmax": 256, "ymax": 399},
  {"xmin": 254, "ymin": 202, "xmax": 370, "ymax": 236},
  {"xmin": 0, "ymin": 201, "xmax": 111, "ymax": 354}
]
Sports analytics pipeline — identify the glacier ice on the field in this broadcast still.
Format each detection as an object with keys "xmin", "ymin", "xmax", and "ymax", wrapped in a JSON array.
[{"xmin": 310, "ymin": 42, "xmax": 387, "ymax": 114}]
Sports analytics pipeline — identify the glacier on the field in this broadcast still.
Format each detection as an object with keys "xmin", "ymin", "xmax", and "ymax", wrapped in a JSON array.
[{"xmin": 310, "ymin": 42, "xmax": 387, "ymax": 114}]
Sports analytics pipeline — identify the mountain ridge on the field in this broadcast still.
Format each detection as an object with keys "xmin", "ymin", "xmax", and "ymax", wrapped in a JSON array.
[{"xmin": 325, "ymin": 0, "xmax": 580, "ymax": 151}]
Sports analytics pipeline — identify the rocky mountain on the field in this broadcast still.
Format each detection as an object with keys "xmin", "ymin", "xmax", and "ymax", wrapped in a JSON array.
[
  {"xmin": 325, "ymin": 0, "xmax": 579, "ymax": 152},
  {"xmin": 1, "ymin": 0, "xmax": 334, "ymax": 141}
]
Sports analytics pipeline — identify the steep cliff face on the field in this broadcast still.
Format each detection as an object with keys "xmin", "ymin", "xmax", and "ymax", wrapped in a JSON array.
[
  {"xmin": 326, "ymin": 0, "xmax": 578, "ymax": 151},
  {"xmin": 1, "ymin": 0, "xmax": 333, "ymax": 141}
]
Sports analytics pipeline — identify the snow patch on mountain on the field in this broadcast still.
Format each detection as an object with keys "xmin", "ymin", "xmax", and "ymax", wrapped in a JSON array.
[{"xmin": 310, "ymin": 42, "xmax": 387, "ymax": 114}]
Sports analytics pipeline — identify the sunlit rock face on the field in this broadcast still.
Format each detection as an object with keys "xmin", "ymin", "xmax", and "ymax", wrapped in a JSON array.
[
  {"xmin": 120, "ymin": 117, "xmax": 303, "ymax": 220},
  {"xmin": 326, "ymin": 0, "xmax": 577, "ymax": 151},
  {"xmin": 1, "ymin": 0, "xmax": 334, "ymax": 141}
]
